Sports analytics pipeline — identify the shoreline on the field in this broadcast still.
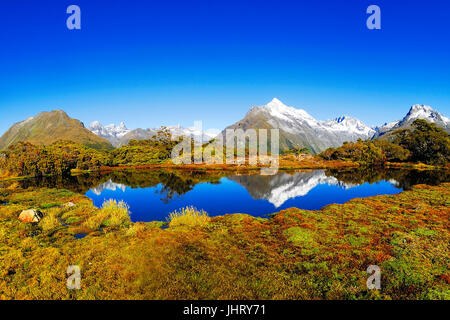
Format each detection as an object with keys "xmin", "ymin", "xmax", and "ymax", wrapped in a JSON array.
[
  {"xmin": 1, "ymin": 158, "xmax": 361, "ymax": 181},
  {"xmin": 2, "ymin": 159, "xmax": 448, "ymax": 183}
]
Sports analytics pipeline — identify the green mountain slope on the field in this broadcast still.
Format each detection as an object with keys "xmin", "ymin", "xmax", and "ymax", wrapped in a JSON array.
[{"xmin": 0, "ymin": 110, "xmax": 113, "ymax": 151}]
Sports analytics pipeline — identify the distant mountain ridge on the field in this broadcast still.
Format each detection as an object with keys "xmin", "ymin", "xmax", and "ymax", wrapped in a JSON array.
[
  {"xmin": 0, "ymin": 110, "xmax": 112, "ymax": 151},
  {"xmin": 89, "ymin": 122, "xmax": 219, "ymax": 147},
  {"xmin": 89, "ymin": 121, "xmax": 131, "ymax": 147}
]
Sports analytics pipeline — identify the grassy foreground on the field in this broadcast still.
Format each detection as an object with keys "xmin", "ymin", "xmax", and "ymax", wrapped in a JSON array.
[{"xmin": 0, "ymin": 182, "xmax": 449, "ymax": 300}]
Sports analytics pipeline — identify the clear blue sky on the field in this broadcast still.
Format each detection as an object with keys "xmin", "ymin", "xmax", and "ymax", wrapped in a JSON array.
[{"xmin": 0, "ymin": 0, "xmax": 449, "ymax": 135}]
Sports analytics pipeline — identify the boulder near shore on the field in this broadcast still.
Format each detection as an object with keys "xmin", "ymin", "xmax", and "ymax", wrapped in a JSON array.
[{"xmin": 18, "ymin": 209, "xmax": 43, "ymax": 223}]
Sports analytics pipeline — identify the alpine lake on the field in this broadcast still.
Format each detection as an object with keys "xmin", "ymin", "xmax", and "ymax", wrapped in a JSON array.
[{"xmin": 8, "ymin": 167, "xmax": 449, "ymax": 222}]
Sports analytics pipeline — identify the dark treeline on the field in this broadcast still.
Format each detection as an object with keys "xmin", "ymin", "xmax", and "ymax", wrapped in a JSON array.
[
  {"xmin": 325, "ymin": 167, "xmax": 450, "ymax": 190},
  {"xmin": 0, "ymin": 140, "xmax": 110, "ymax": 177},
  {"xmin": 1, "ymin": 169, "xmax": 227, "ymax": 203}
]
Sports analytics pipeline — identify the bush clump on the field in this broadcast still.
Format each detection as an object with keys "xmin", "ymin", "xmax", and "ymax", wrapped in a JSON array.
[
  {"xmin": 40, "ymin": 209, "xmax": 62, "ymax": 232},
  {"xmin": 84, "ymin": 199, "xmax": 131, "ymax": 230},
  {"xmin": 168, "ymin": 206, "xmax": 210, "ymax": 228}
]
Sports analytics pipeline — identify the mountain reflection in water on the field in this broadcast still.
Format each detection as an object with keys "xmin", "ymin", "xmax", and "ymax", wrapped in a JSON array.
[
  {"xmin": 228, "ymin": 171, "xmax": 358, "ymax": 207},
  {"xmin": 12, "ymin": 168, "xmax": 450, "ymax": 221}
]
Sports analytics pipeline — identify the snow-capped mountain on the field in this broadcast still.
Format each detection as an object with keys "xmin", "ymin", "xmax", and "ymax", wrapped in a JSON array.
[
  {"xmin": 401, "ymin": 104, "xmax": 450, "ymax": 126},
  {"xmin": 88, "ymin": 121, "xmax": 131, "ymax": 147},
  {"xmin": 373, "ymin": 104, "xmax": 450, "ymax": 139},
  {"xmin": 221, "ymin": 98, "xmax": 375, "ymax": 154}
]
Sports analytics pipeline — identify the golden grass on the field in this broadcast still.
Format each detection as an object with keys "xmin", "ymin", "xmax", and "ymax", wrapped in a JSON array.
[
  {"xmin": 168, "ymin": 206, "xmax": 210, "ymax": 228},
  {"xmin": 39, "ymin": 208, "xmax": 62, "ymax": 232},
  {"xmin": 83, "ymin": 199, "xmax": 131, "ymax": 230}
]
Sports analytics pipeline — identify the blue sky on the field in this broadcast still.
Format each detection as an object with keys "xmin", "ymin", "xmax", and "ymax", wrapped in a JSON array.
[{"xmin": 0, "ymin": 0, "xmax": 449, "ymax": 135}]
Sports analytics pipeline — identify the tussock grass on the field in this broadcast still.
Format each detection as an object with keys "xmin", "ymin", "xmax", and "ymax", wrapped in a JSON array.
[
  {"xmin": 83, "ymin": 199, "xmax": 131, "ymax": 230},
  {"xmin": 40, "ymin": 208, "xmax": 62, "ymax": 232},
  {"xmin": 168, "ymin": 206, "xmax": 210, "ymax": 228}
]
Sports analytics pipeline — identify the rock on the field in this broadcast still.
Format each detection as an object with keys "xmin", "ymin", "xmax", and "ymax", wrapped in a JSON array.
[
  {"xmin": 18, "ymin": 209, "xmax": 43, "ymax": 223},
  {"xmin": 296, "ymin": 154, "xmax": 315, "ymax": 161},
  {"xmin": 63, "ymin": 202, "xmax": 76, "ymax": 208}
]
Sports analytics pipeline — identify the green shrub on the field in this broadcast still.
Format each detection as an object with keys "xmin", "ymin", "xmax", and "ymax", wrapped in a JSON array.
[{"xmin": 320, "ymin": 139, "xmax": 386, "ymax": 164}]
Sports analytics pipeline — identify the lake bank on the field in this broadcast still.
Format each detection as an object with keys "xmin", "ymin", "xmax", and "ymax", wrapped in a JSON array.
[
  {"xmin": 0, "ymin": 156, "xmax": 358, "ymax": 182},
  {"xmin": 0, "ymin": 179, "xmax": 448, "ymax": 299},
  {"xmin": 2, "ymin": 154, "xmax": 448, "ymax": 183},
  {"xmin": 98, "ymin": 156, "xmax": 360, "ymax": 172}
]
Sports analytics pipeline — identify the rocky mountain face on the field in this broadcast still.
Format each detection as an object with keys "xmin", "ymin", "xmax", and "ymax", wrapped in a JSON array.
[
  {"xmin": 372, "ymin": 104, "xmax": 450, "ymax": 139},
  {"xmin": 220, "ymin": 98, "xmax": 375, "ymax": 154},
  {"xmin": 0, "ymin": 110, "xmax": 113, "ymax": 151}
]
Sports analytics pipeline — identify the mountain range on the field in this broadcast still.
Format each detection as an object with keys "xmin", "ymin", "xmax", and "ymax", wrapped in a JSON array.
[
  {"xmin": 88, "ymin": 122, "xmax": 219, "ymax": 147},
  {"xmin": 89, "ymin": 121, "xmax": 131, "ymax": 147},
  {"xmin": 0, "ymin": 99, "xmax": 448, "ymax": 152}
]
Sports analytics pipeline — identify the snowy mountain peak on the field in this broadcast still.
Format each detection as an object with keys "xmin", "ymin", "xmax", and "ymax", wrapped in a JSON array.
[
  {"xmin": 410, "ymin": 104, "xmax": 433, "ymax": 113},
  {"xmin": 266, "ymin": 97, "xmax": 285, "ymax": 108},
  {"xmin": 325, "ymin": 116, "xmax": 375, "ymax": 137},
  {"xmin": 90, "ymin": 120, "xmax": 102, "ymax": 128},
  {"xmin": 88, "ymin": 121, "xmax": 131, "ymax": 146},
  {"xmin": 402, "ymin": 104, "xmax": 450, "ymax": 125},
  {"xmin": 260, "ymin": 98, "xmax": 315, "ymax": 123}
]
